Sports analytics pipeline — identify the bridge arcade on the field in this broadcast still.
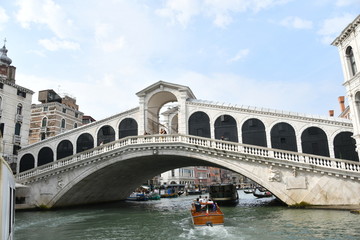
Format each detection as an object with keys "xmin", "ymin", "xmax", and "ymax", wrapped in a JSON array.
[{"xmin": 18, "ymin": 81, "xmax": 357, "ymax": 174}]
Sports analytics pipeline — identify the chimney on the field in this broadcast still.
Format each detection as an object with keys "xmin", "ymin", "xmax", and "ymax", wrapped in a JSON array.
[
  {"xmin": 338, "ymin": 96, "xmax": 345, "ymax": 112},
  {"xmin": 329, "ymin": 110, "xmax": 334, "ymax": 117}
]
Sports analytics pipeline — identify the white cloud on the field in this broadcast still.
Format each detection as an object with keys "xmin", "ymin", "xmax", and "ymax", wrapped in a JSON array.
[
  {"xmin": 38, "ymin": 38, "xmax": 80, "ymax": 51},
  {"xmin": 156, "ymin": 0, "xmax": 291, "ymax": 28},
  {"xmin": 0, "ymin": 7, "xmax": 9, "ymax": 30},
  {"xmin": 336, "ymin": 0, "xmax": 360, "ymax": 6},
  {"xmin": 317, "ymin": 14, "xmax": 356, "ymax": 44},
  {"xmin": 228, "ymin": 49, "xmax": 250, "ymax": 62},
  {"xmin": 280, "ymin": 16, "xmax": 313, "ymax": 29},
  {"xmin": 94, "ymin": 23, "xmax": 126, "ymax": 52},
  {"xmin": 155, "ymin": 0, "xmax": 201, "ymax": 27},
  {"xmin": 15, "ymin": 0, "xmax": 75, "ymax": 39}
]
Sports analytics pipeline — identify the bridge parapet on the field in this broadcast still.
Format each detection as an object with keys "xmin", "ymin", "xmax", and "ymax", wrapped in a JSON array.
[{"xmin": 16, "ymin": 134, "xmax": 360, "ymax": 183}]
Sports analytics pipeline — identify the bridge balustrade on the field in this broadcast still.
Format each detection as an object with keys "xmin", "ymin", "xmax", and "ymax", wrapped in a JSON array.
[{"xmin": 16, "ymin": 134, "xmax": 360, "ymax": 182}]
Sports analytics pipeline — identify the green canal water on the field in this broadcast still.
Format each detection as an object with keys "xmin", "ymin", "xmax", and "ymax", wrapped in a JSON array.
[{"xmin": 14, "ymin": 191, "xmax": 360, "ymax": 240}]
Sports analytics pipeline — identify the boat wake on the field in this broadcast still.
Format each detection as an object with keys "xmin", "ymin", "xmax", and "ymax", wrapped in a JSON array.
[{"xmin": 179, "ymin": 225, "xmax": 244, "ymax": 240}]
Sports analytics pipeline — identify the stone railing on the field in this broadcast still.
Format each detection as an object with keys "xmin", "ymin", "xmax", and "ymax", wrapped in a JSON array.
[{"xmin": 16, "ymin": 134, "xmax": 360, "ymax": 181}]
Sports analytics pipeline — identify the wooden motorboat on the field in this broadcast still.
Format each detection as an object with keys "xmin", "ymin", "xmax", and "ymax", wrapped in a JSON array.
[{"xmin": 190, "ymin": 202, "xmax": 224, "ymax": 226}]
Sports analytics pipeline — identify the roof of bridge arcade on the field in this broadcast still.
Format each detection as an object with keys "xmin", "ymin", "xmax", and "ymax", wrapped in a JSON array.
[{"xmin": 135, "ymin": 80, "xmax": 196, "ymax": 99}]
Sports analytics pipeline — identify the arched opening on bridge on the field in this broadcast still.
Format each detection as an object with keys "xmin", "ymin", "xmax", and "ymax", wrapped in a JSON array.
[
  {"xmin": 270, "ymin": 122, "xmax": 297, "ymax": 152},
  {"xmin": 214, "ymin": 114, "xmax": 238, "ymax": 142},
  {"xmin": 19, "ymin": 153, "xmax": 35, "ymax": 172},
  {"xmin": 160, "ymin": 103, "xmax": 178, "ymax": 134},
  {"xmin": 146, "ymin": 91, "xmax": 178, "ymax": 134},
  {"xmin": 334, "ymin": 131, "xmax": 359, "ymax": 161},
  {"xmin": 97, "ymin": 125, "xmax": 115, "ymax": 146},
  {"xmin": 76, "ymin": 133, "xmax": 94, "ymax": 153},
  {"xmin": 188, "ymin": 111, "xmax": 211, "ymax": 138},
  {"xmin": 57, "ymin": 140, "xmax": 74, "ymax": 160},
  {"xmin": 242, "ymin": 118, "xmax": 267, "ymax": 147},
  {"xmin": 301, "ymin": 127, "xmax": 329, "ymax": 157},
  {"xmin": 38, "ymin": 147, "xmax": 54, "ymax": 167},
  {"xmin": 119, "ymin": 118, "xmax": 138, "ymax": 139}
]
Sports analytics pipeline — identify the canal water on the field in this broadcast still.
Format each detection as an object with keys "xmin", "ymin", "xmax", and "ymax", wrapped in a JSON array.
[{"xmin": 15, "ymin": 191, "xmax": 360, "ymax": 240}]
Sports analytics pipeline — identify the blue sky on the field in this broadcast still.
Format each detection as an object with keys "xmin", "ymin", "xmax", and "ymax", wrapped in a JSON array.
[{"xmin": 0, "ymin": 0, "xmax": 359, "ymax": 120}]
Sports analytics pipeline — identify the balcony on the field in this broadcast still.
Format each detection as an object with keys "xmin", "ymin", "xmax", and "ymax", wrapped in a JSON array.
[
  {"xmin": 13, "ymin": 135, "xmax": 21, "ymax": 144},
  {"xmin": 15, "ymin": 114, "xmax": 23, "ymax": 123},
  {"xmin": 40, "ymin": 127, "xmax": 47, "ymax": 133}
]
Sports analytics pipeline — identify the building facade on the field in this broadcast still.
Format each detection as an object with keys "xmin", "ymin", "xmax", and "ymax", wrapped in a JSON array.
[
  {"xmin": 160, "ymin": 167, "xmax": 195, "ymax": 185},
  {"xmin": 0, "ymin": 44, "xmax": 34, "ymax": 171},
  {"xmin": 29, "ymin": 89, "xmax": 84, "ymax": 144},
  {"xmin": 332, "ymin": 15, "xmax": 360, "ymax": 156}
]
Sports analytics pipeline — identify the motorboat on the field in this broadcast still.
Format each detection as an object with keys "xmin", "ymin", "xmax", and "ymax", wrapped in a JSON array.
[
  {"xmin": 126, "ymin": 192, "xmax": 149, "ymax": 201},
  {"xmin": 190, "ymin": 202, "xmax": 224, "ymax": 226},
  {"xmin": 253, "ymin": 188, "xmax": 273, "ymax": 198}
]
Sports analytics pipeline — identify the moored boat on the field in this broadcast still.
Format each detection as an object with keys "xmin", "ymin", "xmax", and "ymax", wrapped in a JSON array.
[
  {"xmin": 160, "ymin": 193, "xmax": 178, "ymax": 198},
  {"xmin": 191, "ymin": 202, "xmax": 224, "ymax": 226},
  {"xmin": 243, "ymin": 189, "xmax": 254, "ymax": 194},
  {"xmin": 127, "ymin": 192, "xmax": 149, "ymax": 201},
  {"xmin": 253, "ymin": 189, "xmax": 273, "ymax": 198},
  {"xmin": 209, "ymin": 183, "xmax": 239, "ymax": 206}
]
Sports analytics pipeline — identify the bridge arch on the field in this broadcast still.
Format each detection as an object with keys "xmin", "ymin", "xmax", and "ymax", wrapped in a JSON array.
[
  {"xmin": 57, "ymin": 140, "xmax": 74, "ymax": 160},
  {"xmin": 270, "ymin": 122, "xmax": 297, "ymax": 152},
  {"xmin": 301, "ymin": 126, "xmax": 329, "ymax": 157},
  {"xmin": 334, "ymin": 131, "xmax": 359, "ymax": 161},
  {"xmin": 38, "ymin": 147, "xmax": 54, "ymax": 167},
  {"xmin": 76, "ymin": 133, "xmax": 94, "ymax": 153},
  {"xmin": 19, "ymin": 153, "xmax": 35, "ymax": 172},
  {"xmin": 41, "ymin": 144, "xmax": 291, "ymax": 208},
  {"xmin": 242, "ymin": 118, "xmax": 267, "ymax": 147},
  {"xmin": 188, "ymin": 111, "xmax": 211, "ymax": 138},
  {"xmin": 214, "ymin": 114, "xmax": 238, "ymax": 142},
  {"xmin": 97, "ymin": 125, "xmax": 115, "ymax": 146},
  {"xmin": 118, "ymin": 118, "xmax": 138, "ymax": 139}
]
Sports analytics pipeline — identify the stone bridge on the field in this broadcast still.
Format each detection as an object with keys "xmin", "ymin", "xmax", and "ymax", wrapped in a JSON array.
[
  {"xmin": 16, "ymin": 134, "xmax": 360, "ymax": 209},
  {"xmin": 15, "ymin": 81, "xmax": 360, "ymax": 209}
]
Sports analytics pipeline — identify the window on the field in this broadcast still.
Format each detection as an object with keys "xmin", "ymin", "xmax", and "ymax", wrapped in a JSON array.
[
  {"xmin": 41, "ymin": 117, "xmax": 47, "ymax": 127},
  {"xmin": 17, "ymin": 103, "xmax": 22, "ymax": 115},
  {"xmin": 61, "ymin": 119, "xmax": 66, "ymax": 128},
  {"xmin": 0, "ymin": 96, "xmax": 2, "ymax": 108},
  {"xmin": 74, "ymin": 123, "xmax": 78, "ymax": 128},
  {"xmin": 75, "ymin": 113, "xmax": 78, "ymax": 118},
  {"xmin": 14, "ymin": 122, "xmax": 21, "ymax": 135},
  {"xmin": 346, "ymin": 46, "xmax": 357, "ymax": 76},
  {"xmin": 43, "ymin": 106, "xmax": 48, "ymax": 111},
  {"xmin": 17, "ymin": 89, "xmax": 26, "ymax": 98},
  {"xmin": 62, "ymin": 108, "xmax": 66, "ymax": 113},
  {"xmin": 0, "ymin": 83, "xmax": 3, "ymax": 89},
  {"xmin": 41, "ymin": 133, "xmax": 46, "ymax": 140}
]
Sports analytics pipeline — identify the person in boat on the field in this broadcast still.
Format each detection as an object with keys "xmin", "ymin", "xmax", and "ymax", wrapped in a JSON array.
[
  {"xmin": 211, "ymin": 202, "xmax": 217, "ymax": 212},
  {"xmin": 194, "ymin": 198, "xmax": 202, "ymax": 212}
]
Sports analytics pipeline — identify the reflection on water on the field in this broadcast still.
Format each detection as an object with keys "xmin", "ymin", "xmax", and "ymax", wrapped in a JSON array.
[{"xmin": 15, "ymin": 191, "xmax": 360, "ymax": 240}]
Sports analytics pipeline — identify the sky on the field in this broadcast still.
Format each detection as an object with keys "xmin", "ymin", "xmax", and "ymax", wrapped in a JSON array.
[{"xmin": 0, "ymin": 0, "xmax": 359, "ymax": 120}]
